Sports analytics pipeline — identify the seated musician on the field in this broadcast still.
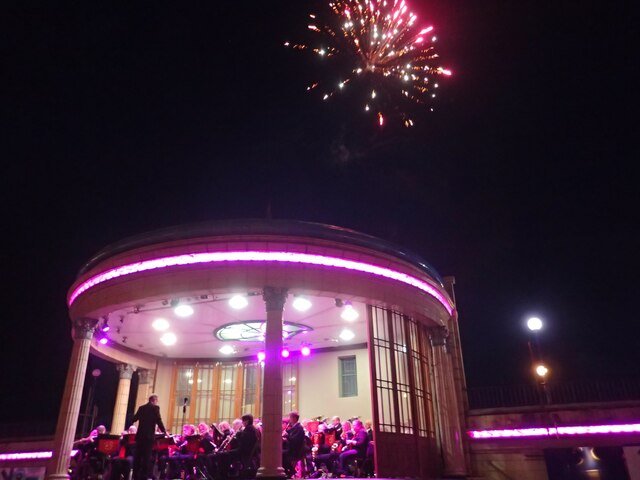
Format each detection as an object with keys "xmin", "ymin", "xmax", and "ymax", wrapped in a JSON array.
[
  {"xmin": 334, "ymin": 420, "xmax": 369, "ymax": 477},
  {"xmin": 167, "ymin": 424, "xmax": 198, "ymax": 479},
  {"xmin": 213, "ymin": 414, "xmax": 258, "ymax": 477},
  {"xmin": 72, "ymin": 425, "xmax": 108, "ymax": 479},
  {"xmin": 109, "ymin": 425, "xmax": 137, "ymax": 480},
  {"xmin": 326, "ymin": 416, "xmax": 343, "ymax": 440},
  {"xmin": 282, "ymin": 411, "xmax": 306, "ymax": 477}
]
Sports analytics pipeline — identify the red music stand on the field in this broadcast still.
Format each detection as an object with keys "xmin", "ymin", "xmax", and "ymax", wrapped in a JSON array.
[
  {"xmin": 96, "ymin": 435, "xmax": 121, "ymax": 456},
  {"xmin": 306, "ymin": 421, "xmax": 319, "ymax": 434}
]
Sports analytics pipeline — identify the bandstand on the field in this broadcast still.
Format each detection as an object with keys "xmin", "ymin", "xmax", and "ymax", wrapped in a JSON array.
[{"xmin": 48, "ymin": 220, "xmax": 468, "ymax": 479}]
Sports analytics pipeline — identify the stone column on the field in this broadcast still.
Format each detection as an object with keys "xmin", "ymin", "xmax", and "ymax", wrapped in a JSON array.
[
  {"xmin": 257, "ymin": 287, "xmax": 287, "ymax": 480},
  {"xmin": 47, "ymin": 318, "xmax": 97, "ymax": 480},
  {"xmin": 134, "ymin": 369, "xmax": 153, "ymax": 410},
  {"xmin": 111, "ymin": 364, "xmax": 135, "ymax": 434},
  {"xmin": 430, "ymin": 327, "xmax": 467, "ymax": 477}
]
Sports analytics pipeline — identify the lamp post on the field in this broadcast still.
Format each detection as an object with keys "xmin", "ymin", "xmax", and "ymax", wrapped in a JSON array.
[
  {"xmin": 525, "ymin": 317, "xmax": 551, "ymax": 403},
  {"xmin": 82, "ymin": 368, "xmax": 101, "ymax": 435}
]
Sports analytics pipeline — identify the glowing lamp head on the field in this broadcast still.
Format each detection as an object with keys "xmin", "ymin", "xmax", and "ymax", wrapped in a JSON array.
[
  {"xmin": 174, "ymin": 304, "xmax": 194, "ymax": 318},
  {"xmin": 160, "ymin": 332, "xmax": 177, "ymax": 346},
  {"xmin": 98, "ymin": 337, "xmax": 108, "ymax": 345},
  {"xmin": 101, "ymin": 325, "xmax": 110, "ymax": 332},
  {"xmin": 219, "ymin": 345, "xmax": 235, "ymax": 355},
  {"xmin": 257, "ymin": 351, "xmax": 266, "ymax": 362},
  {"xmin": 535, "ymin": 364, "xmax": 549, "ymax": 378},
  {"xmin": 292, "ymin": 296, "xmax": 312, "ymax": 312},
  {"xmin": 229, "ymin": 295, "xmax": 249, "ymax": 310},
  {"xmin": 527, "ymin": 317, "xmax": 543, "ymax": 331},
  {"xmin": 301, "ymin": 346, "xmax": 311, "ymax": 356},
  {"xmin": 281, "ymin": 349, "xmax": 290, "ymax": 358},
  {"xmin": 341, "ymin": 303, "xmax": 359, "ymax": 321},
  {"xmin": 152, "ymin": 318, "xmax": 170, "ymax": 331},
  {"xmin": 339, "ymin": 329, "xmax": 355, "ymax": 341}
]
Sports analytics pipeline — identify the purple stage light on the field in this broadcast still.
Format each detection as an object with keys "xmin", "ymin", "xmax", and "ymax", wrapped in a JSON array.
[
  {"xmin": 102, "ymin": 325, "xmax": 110, "ymax": 332},
  {"xmin": 69, "ymin": 250, "xmax": 453, "ymax": 315},
  {"xmin": 257, "ymin": 351, "xmax": 266, "ymax": 362},
  {"xmin": 301, "ymin": 346, "xmax": 311, "ymax": 356},
  {"xmin": 98, "ymin": 337, "xmax": 108, "ymax": 345},
  {"xmin": 281, "ymin": 349, "xmax": 290, "ymax": 358},
  {"xmin": 468, "ymin": 423, "xmax": 640, "ymax": 439}
]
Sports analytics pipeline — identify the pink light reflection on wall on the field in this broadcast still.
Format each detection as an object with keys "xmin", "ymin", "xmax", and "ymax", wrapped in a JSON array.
[
  {"xmin": 468, "ymin": 423, "xmax": 640, "ymax": 439},
  {"xmin": 68, "ymin": 251, "xmax": 453, "ymax": 314}
]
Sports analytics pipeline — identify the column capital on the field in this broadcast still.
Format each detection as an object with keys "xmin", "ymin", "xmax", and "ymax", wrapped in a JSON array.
[
  {"xmin": 263, "ymin": 287, "xmax": 288, "ymax": 311},
  {"xmin": 72, "ymin": 318, "xmax": 98, "ymax": 340},
  {"xmin": 116, "ymin": 364, "xmax": 135, "ymax": 380},
  {"xmin": 428, "ymin": 326, "xmax": 449, "ymax": 348},
  {"xmin": 137, "ymin": 369, "xmax": 153, "ymax": 384}
]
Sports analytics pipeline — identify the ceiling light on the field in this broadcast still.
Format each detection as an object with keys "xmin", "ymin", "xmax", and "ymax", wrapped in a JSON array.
[
  {"xmin": 339, "ymin": 329, "xmax": 355, "ymax": 341},
  {"xmin": 292, "ymin": 296, "xmax": 312, "ymax": 311},
  {"xmin": 160, "ymin": 332, "xmax": 177, "ymax": 346},
  {"xmin": 281, "ymin": 349, "xmax": 290, "ymax": 358},
  {"xmin": 219, "ymin": 345, "xmax": 235, "ymax": 355},
  {"xmin": 98, "ymin": 337, "xmax": 108, "ymax": 345},
  {"xmin": 341, "ymin": 303, "xmax": 359, "ymax": 321},
  {"xmin": 174, "ymin": 304, "xmax": 194, "ymax": 317},
  {"xmin": 229, "ymin": 295, "xmax": 249, "ymax": 309},
  {"xmin": 257, "ymin": 351, "xmax": 266, "ymax": 362},
  {"xmin": 152, "ymin": 318, "xmax": 170, "ymax": 331},
  {"xmin": 301, "ymin": 346, "xmax": 311, "ymax": 356}
]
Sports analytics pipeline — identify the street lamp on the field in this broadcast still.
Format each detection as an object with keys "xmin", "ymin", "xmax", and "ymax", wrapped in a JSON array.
[
  {"xmin": 527, "ymin": 317, "xmax": 543, "ymax": 332},
  {"xmin": 535, "ymin": 364, "xmax": 549, "ymax": 379}
]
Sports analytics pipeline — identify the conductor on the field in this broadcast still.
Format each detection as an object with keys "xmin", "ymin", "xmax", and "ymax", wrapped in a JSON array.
[{"xmin": 132, "ymin": 394, "xmax": 167, "ymax": 480}]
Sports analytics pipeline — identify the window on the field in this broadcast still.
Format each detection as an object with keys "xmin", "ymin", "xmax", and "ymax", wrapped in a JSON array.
[{"xmin": 339, "ymin": 356, "xmax": 358, "ymax": 397}]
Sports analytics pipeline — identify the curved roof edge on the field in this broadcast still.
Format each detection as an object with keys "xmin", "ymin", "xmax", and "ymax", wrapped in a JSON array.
[{"xmin": 78, "ymin": 219, "xmax": 444, "ymax": 285}]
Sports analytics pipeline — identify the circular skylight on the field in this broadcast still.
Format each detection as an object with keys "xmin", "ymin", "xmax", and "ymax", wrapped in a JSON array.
[{"xmin": 215, "ymin": 321, "xmax": 312, "ymax": 342}]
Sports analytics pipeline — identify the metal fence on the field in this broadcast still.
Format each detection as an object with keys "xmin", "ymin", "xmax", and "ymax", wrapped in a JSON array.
[{"xmin": 467, "ymin": 378, "xmax": 640, "ymax": 410}]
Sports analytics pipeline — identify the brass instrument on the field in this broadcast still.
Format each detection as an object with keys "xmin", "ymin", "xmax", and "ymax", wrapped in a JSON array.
[{"xmin": 215, "ymin": 430, "xmax": 238, "ymax": 453}]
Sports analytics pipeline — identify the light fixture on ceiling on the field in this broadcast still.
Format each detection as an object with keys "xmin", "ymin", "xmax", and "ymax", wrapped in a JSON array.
[
  {"xmin": 340, "ymin": 302, "xmax": 359, "ymax": 321},
  {"xmin": 160, "ymin": 332, "xmax": 177, "ymax": 346},
  {"xmin": 257, "ymin": 351, "xmax": 266, "ymax": 362},
  {"xmin": 229, "ymin": 295, "xmax": 249, "ymax": 310},
  {"xmin": 281, "ymin": 349, "xmax": 290, "ymax": 358},
  {"xmin": 98, "ymin": 336, "xmax": 109, "ymax": 345},
  {"xmin": 300, "ymin": 345, "xmax": 311, "ymax": 357},
  {"xmin": 219, "ymin": 345, "xmax": 236, "ymax": 355},
  {"xmin": 101, "ymin": 317, "xmax": 110, "ymax": 332},
  {"xmin": 174, "ymin": 304, "xmax": 194, "ymax": 317},
  {"xmin": 152, "ymin": 318, "xmax": 170, "ymax": 331},
  {"xmin": 339, "ymin": 329, "xmax": 355, "ymax": 341},
  {"xmin": 292, "ymin": 296, "xmax": 312, "ymax": 312}
]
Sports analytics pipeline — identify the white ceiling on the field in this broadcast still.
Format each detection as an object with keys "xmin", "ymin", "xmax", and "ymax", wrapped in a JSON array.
[{"xmin": 103, "ymin": 293, "xmax": 367, "ymax": 359}]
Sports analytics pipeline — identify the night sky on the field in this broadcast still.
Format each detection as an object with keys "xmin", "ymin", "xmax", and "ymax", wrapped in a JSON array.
[{"xmin": 1, "ymin": 1, "xmax": 637, "ymax": 427}]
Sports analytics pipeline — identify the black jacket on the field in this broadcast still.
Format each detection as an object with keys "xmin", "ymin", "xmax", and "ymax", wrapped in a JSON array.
[
  {"xmin": 285, "ymin": 422, "xmax": 306, "ymax": 457},
  {"xmin": 132, "ymin": 402, "xmax": 166, "ymax": 441}
]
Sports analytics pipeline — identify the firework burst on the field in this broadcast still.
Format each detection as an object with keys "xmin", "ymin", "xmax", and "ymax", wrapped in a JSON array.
[{"xmin": 286, "ymin": 0, "xmax": 452, "ymax": 127}]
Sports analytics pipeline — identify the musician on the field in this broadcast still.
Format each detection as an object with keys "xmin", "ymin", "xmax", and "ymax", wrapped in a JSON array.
[
  {"xmin": 326, "ymin": 416, "xmax": 343, "ymax": 440},
  {"xmin": 364, "ymin": 419, "xmax": 373, "ymax": 442},
  {"xmin": 214, "ymin": 414, "xmax": 258, "ymax": 477},
  {"xmin": 109, "ymin": 425, "xmax": 137, "ymax": 480},
  {"xmin": 167, "ymin": 424, "xmax": 197, "ymax": 479},
  {"xmin": 335, "ymin": 420, "xmax": 369, "ymax": 477},
  {"xmin": 282, "ymin": 411, "xmax": 306, "ymax": 477},
  {"xmin": 197, "ymin": 422, "xmax": 215, "ymax": 454},
  {"xmin": 132, "ymin": 394, "xmax": 167, "ymax": 480}
]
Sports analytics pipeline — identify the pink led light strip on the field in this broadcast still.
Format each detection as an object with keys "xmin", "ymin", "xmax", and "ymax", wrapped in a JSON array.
[
  {"xmin": 468, "ymin": 424, "xmax": 640, "ymax": 439},
  {"xmin": 69, "ymin": 251, "xmax": 453, "ymax": 314},
  {"xmin": 0, "ymin": 450, "xmax": 78, "ymax": 461}
]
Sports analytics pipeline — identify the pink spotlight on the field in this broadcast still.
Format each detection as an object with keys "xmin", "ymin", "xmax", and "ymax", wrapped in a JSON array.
[
  {"xmin": 301, "ymin": 346, "xmax": 311, "ymax": 356},
  {"xmin": 281, "ymin": 349, "xmax": 290, "ymax": 358},
  {"xmin": 98, "ymin": 337, "xmax": 108, "ymax": 345},
  {"xmin": 257, "ymin": 351, "xmax": 266, "ymax": 362},
  {"xmin": 101, "ymin": 325, "xmax": 110, "ymax": 332}
]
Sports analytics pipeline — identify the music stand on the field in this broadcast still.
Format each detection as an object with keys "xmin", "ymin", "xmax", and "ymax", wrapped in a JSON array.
[
  {"xmin": 154, "ymin": 435, "xmax": 176, "ymax": 451},
  {"xmin": 184, "ymin": 435, "xmax": 202, "ymax": 454},
  {"xmin": 96, "ymin": 434, "xmax": 121, "ymax": 456},
  {"xmin": 324, "ymin": 432, "xmax": 336, "ymax": 447},
  {"xmin": 306, "ymin": 421, "xmax": 319, "ymax": 434}
]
